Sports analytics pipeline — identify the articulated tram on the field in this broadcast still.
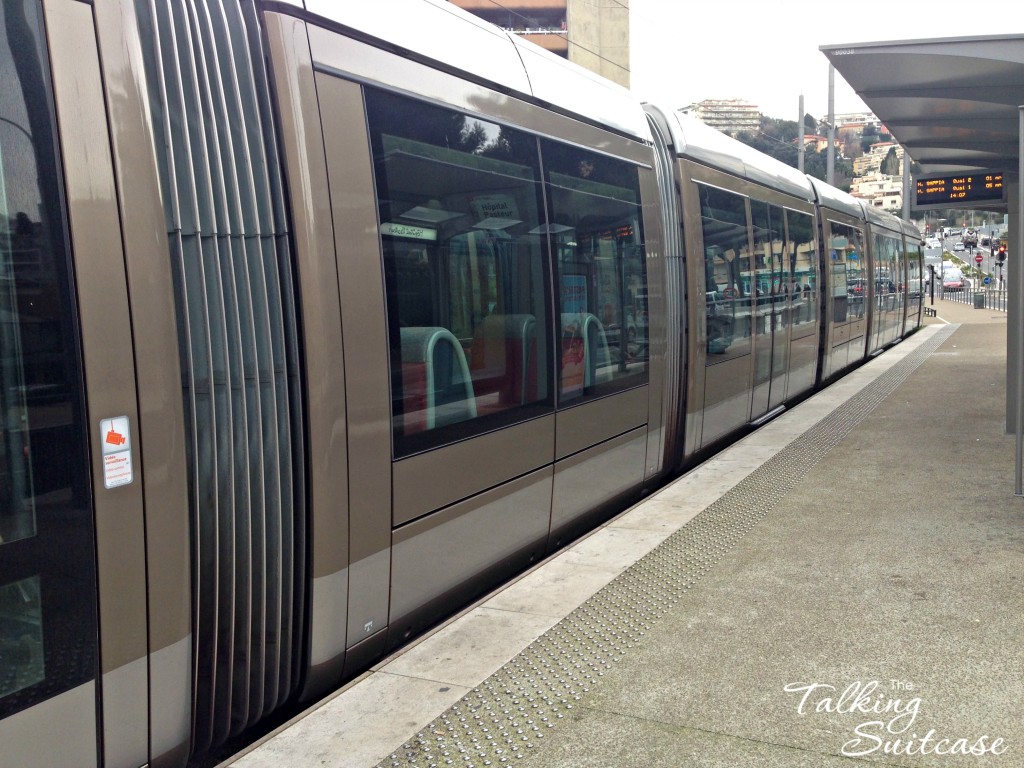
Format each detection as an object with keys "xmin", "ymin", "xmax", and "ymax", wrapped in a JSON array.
[{"xmin": 0, "ymin": 0, "xmax": 922, "ymax": 765}]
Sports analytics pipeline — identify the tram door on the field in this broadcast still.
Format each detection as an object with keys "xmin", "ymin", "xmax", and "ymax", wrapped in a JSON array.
[
  {"xmin": 823, "ymin": 218, "xmax": 868, "ymax": 378},
  {"xmin": 750, "ymin": 200, "xmax": 790, "ymax": 417}
]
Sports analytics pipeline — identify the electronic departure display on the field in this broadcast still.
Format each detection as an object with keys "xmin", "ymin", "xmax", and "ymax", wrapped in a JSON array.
[{"xmin": 913, "ymin": 172, "xmax": 1005, "ymax": 210}]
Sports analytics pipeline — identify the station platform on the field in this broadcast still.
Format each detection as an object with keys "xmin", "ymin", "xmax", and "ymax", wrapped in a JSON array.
[{"xmin": 230, "ymin": 297, "xmax": 1022, "ymax": 768}]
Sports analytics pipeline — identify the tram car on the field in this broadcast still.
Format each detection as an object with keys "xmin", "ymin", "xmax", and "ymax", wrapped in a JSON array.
[{"xmin": 0, "ymin": 0, "xmax": 923, "ymax": 765}]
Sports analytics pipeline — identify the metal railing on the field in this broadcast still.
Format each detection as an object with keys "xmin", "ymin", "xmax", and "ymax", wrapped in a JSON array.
[{"xmin": 936, "ymin": 284, "xmax": 1008, "ymax": 311}]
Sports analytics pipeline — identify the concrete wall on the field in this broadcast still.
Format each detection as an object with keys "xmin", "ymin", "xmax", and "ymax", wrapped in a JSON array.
[{"xmin": 567, "ymin": 0, "xmax": 629, "ymax": 88}]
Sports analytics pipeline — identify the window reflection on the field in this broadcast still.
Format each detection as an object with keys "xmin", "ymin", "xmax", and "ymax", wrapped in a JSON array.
[
  {"xmin": 366, "ymin": 89, "xmax": 551, "ymax": 457},
  {"xmin": 0, "ymin": 210, "xmax": 37, "ymax": 545},
  {"xmin": 829, "ymin": 222, "xmax": 865, "ymax": 323},
  {"xmin": 872, "ymin": 232, "xmax": 903, "ymax": 345},
  {"xmin": 542, "ymin": 141, "xmax": 648, "ymax": 404},
  {"xmin": 698, "ymin": 184, "xmax": 750, "ymax": 361},
  {"xmin": 0, "ymin": 576, "xmax": 43, "ymax": 697},
  {"xmin": 906, "ymin": 239, "xmax": 923, "ymax": 314},
  {"xmin": 786, "ymin": 211, "xmax": 818, "ymax": 330},
  {"xmin": 367, "ymin": 90, "xmax": 651, "ymax": 454}
]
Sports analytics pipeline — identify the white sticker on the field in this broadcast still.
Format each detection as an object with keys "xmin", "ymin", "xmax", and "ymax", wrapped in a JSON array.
[{"xmin": 100, "ymin": 416, "xmax": 133, "ymax": 489}]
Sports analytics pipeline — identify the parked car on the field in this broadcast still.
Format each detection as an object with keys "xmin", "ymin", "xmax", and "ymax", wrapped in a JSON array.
[{"xmin": 943, "ymin": 269, "xmax": 966, "ymax": 291}]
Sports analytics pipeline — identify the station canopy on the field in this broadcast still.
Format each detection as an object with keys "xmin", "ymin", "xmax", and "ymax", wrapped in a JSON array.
[{"xmin": 820, "ymin": 34, "xmax": 1024, "ymax": 209}]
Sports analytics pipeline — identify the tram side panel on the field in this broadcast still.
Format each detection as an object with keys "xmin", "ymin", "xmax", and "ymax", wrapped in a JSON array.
[
  {"xmin": 867, "ymin": 224, "xmax": 905, "ymax": 353},
  {"xmin": 300, "ymin": 16, "xmax": 658, "ymax": 662},
  {"xmin": 264, "ymin": 14, "xmax": 349, "ymax": 703},
  {"xmin": 642, "ymin": 108, "xmax": 687, "ymax": 480},
  {"xmin": 679, "ymin": 162, "xmax": 756, "ymax": 449},
  {"xmin": 676, "ymin": 161, "xmax": 822, "ymax": 451},
  {"xmin": 638, "ymin": 145, "xmax": 670, "ymax": 485},
  {"xmin": 747, "ymin": 195, "xmax": 821, "ymax": 414},
  {"xmin": 0, "ymin": 2, "xmax": 110, "ymax": 766},
  {"xmin": 91, "ymin": 0, "xmax": 194, "ymax": 763}
]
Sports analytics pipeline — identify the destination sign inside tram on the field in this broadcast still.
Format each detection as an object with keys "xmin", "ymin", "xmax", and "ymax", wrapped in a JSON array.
[{"xmin": 913, "ymin": 172, "xmax": 1005, "ymax": 210}]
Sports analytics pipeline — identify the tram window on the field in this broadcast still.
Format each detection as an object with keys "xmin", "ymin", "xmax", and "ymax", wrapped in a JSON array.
[
  {"xmin": 906, "ymin": 238, "xmax": 923, "ymax": 310},
  {"xmin": 750, "ymin": 200, "xmax": 786, "ymax": 299},
  {"xmin": 541, "ymin": 141, "xmax": 648, "ymax": 404},
  {"xmin": 697, "ymin": 184, "xmax": 750, "ymax": 361},
  {"xmin": 365, "ymin": 89, "xmax": 552, "ymax": 458},
  {"xmin": 786, "ymin": 210, "xmax": 818, "ymax": 326},
  {"xmin": 874, "ymin": 233, "xmax": 900, "ymax": 296},
  {"xmin": 0, "ymin": 577, "xmax": 42, "ymax": 697},
  {"xmin": 828, "ymin": 222, "xmax": 865, "ymax": 323},
  {"xmin": 0, "ymin": 0, "xmax": 96, "ymax": 719}
]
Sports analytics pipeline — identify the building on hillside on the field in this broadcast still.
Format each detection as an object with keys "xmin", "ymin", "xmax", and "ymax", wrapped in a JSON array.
[
  {"xmin": 679, "ymin": 99, "xmax": 761, "ymax": 135},
  {"xmin": 835, "ymin": 122, "xmax": 867, "ymax": 149},
  {"xmin": 448, "ymin": 0, "xmax": 630, "ymax": 87},
  {"xmin": 853, "ymin": 141, "xmax": 904, "ymax": 176},
  {"xmin": 833, "ymin": 112, "xmax": 882, "ymax": 130},
  {"xmin": 849, "ymin": 172, "xmax": 904, "ymax": 213},
  {"xmin": 800, "ymin": 134, "xmax": 839, "ymax": 153}
]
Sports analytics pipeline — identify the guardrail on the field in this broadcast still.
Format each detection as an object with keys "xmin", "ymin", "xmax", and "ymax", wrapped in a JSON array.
[{"xmin": 937, "ymin": 285, "xmax": 1007, "ymax": 311}]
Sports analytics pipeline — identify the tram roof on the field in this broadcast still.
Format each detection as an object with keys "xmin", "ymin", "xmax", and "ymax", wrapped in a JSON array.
[
  {"xmin": 299, "ymin": 0, "xmax": 652, "ymax": 143},
  {"xmin": 655, "ymin": 108, "xmax": 816, "ymax": 201}
]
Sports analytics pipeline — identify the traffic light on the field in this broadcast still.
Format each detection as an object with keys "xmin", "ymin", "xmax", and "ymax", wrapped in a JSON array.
[{"xmin": 998, "ymin": 244, "xmax": 1007, "ymax": 264}]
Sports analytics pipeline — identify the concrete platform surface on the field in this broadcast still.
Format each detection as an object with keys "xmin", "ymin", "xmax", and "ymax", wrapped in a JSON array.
[{"xmin": 229, "ymin": 297, "xmax": 1022, "ymax": 768}]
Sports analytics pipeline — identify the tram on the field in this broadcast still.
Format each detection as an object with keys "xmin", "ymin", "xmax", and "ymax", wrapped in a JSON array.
[{"xmin": 0, "ymin": 1, "xmax": 922, "ymax": 765}]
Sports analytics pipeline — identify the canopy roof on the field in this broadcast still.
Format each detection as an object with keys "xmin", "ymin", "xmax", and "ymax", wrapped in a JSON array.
[{"xmin": 821, "ymin": 35, "xmax": 1024, "ymax": 191}]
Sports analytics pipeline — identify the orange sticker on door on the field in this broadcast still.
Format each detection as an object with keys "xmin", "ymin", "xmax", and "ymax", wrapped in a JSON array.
[{"xmin": 100, "ymin": 416, "xmax": 133, "ymax": 489}]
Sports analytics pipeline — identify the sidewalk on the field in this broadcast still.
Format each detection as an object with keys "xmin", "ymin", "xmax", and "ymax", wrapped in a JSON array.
[
  {"xmin": 232, "ymin": 303, "xmax": 1022, "ymax": 768},
  {"xmin": 522, "ymin": 306, "xmax": 1022, "ymax": 767}
]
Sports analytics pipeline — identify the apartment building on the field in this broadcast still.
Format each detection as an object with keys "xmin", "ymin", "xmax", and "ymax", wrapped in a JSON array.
[
  {"xmin": 449, "ymin": 0, "xmax": 630, "ymax": 87},
  {"xmin": 679, "ymin": 99, "xmax": 762, "ymax": 135},
  {"xmin": 853, "ymin": 141, "xmax": 904, "ymax": 177},
  {"xmin": 833, "ymin": 112, "xmax": 882, "ymax": 130},
  {"xmin": 850, "ymin": 172, "xmax": 904, "ymax": 212},
  {"xmin": 801, "ymin": 134, "xmax": 838, "ymax": 153}
]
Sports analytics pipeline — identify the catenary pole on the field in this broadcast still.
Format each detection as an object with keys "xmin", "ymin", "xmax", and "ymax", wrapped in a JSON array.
[
  {"xmin": 827, "ymin": 65, "xmax": 835, "ymax": 186},
  {"xmin": 1016, "ymin": 105, "xmax": 1023, "ymax": 495},
  {"xmin": 798, "ymin": 94, "xmax": 805, "ymax": 173},
  {"xmin": 902, "ymin": 147, "xmax": 910, "ymax": 220}
]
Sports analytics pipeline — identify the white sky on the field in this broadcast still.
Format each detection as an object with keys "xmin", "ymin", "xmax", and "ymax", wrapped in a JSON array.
[{"xmin": 629, "ymin": 0, "xmax": 1018, "ymax": 121}]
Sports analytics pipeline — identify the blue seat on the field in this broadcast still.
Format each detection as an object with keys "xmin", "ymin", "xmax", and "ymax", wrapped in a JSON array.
[{"xmin": 400, "ymin": 327, "xmax": 477, "ymax": 432}]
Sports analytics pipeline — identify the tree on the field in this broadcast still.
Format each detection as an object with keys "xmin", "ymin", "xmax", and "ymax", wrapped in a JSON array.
[
  {"xmin": 735, "ymin": 116, "xmax": 799, "ymax": 168},
  {"xmin": 880, "ymin": 146, "xmax": 901, "ymax": 176},
  {"xmin": 859, "ymin": 124, "xmax": 879, "ymax": 154},
  {"xmin": 731, "ymin": 116, "xmax": 853, "ymax": 192}
]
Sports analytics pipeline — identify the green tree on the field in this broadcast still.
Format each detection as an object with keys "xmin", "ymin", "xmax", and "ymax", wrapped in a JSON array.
[
  {"xmin": 860, "ymin": 123, "xmax": 879, "ymax": 154},
  {"xmin": 880, "ymin": 146, "xmax": 901, "ymax": 176},
  {"xmin": 732, "ymin": 116, "xmax": 853, "ymax": 192}
]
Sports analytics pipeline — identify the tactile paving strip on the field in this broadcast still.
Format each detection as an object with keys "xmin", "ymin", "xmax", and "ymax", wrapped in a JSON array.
[{"xmin": 378, "ymin": 326, "xmax": 958, "ymax": 767}]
